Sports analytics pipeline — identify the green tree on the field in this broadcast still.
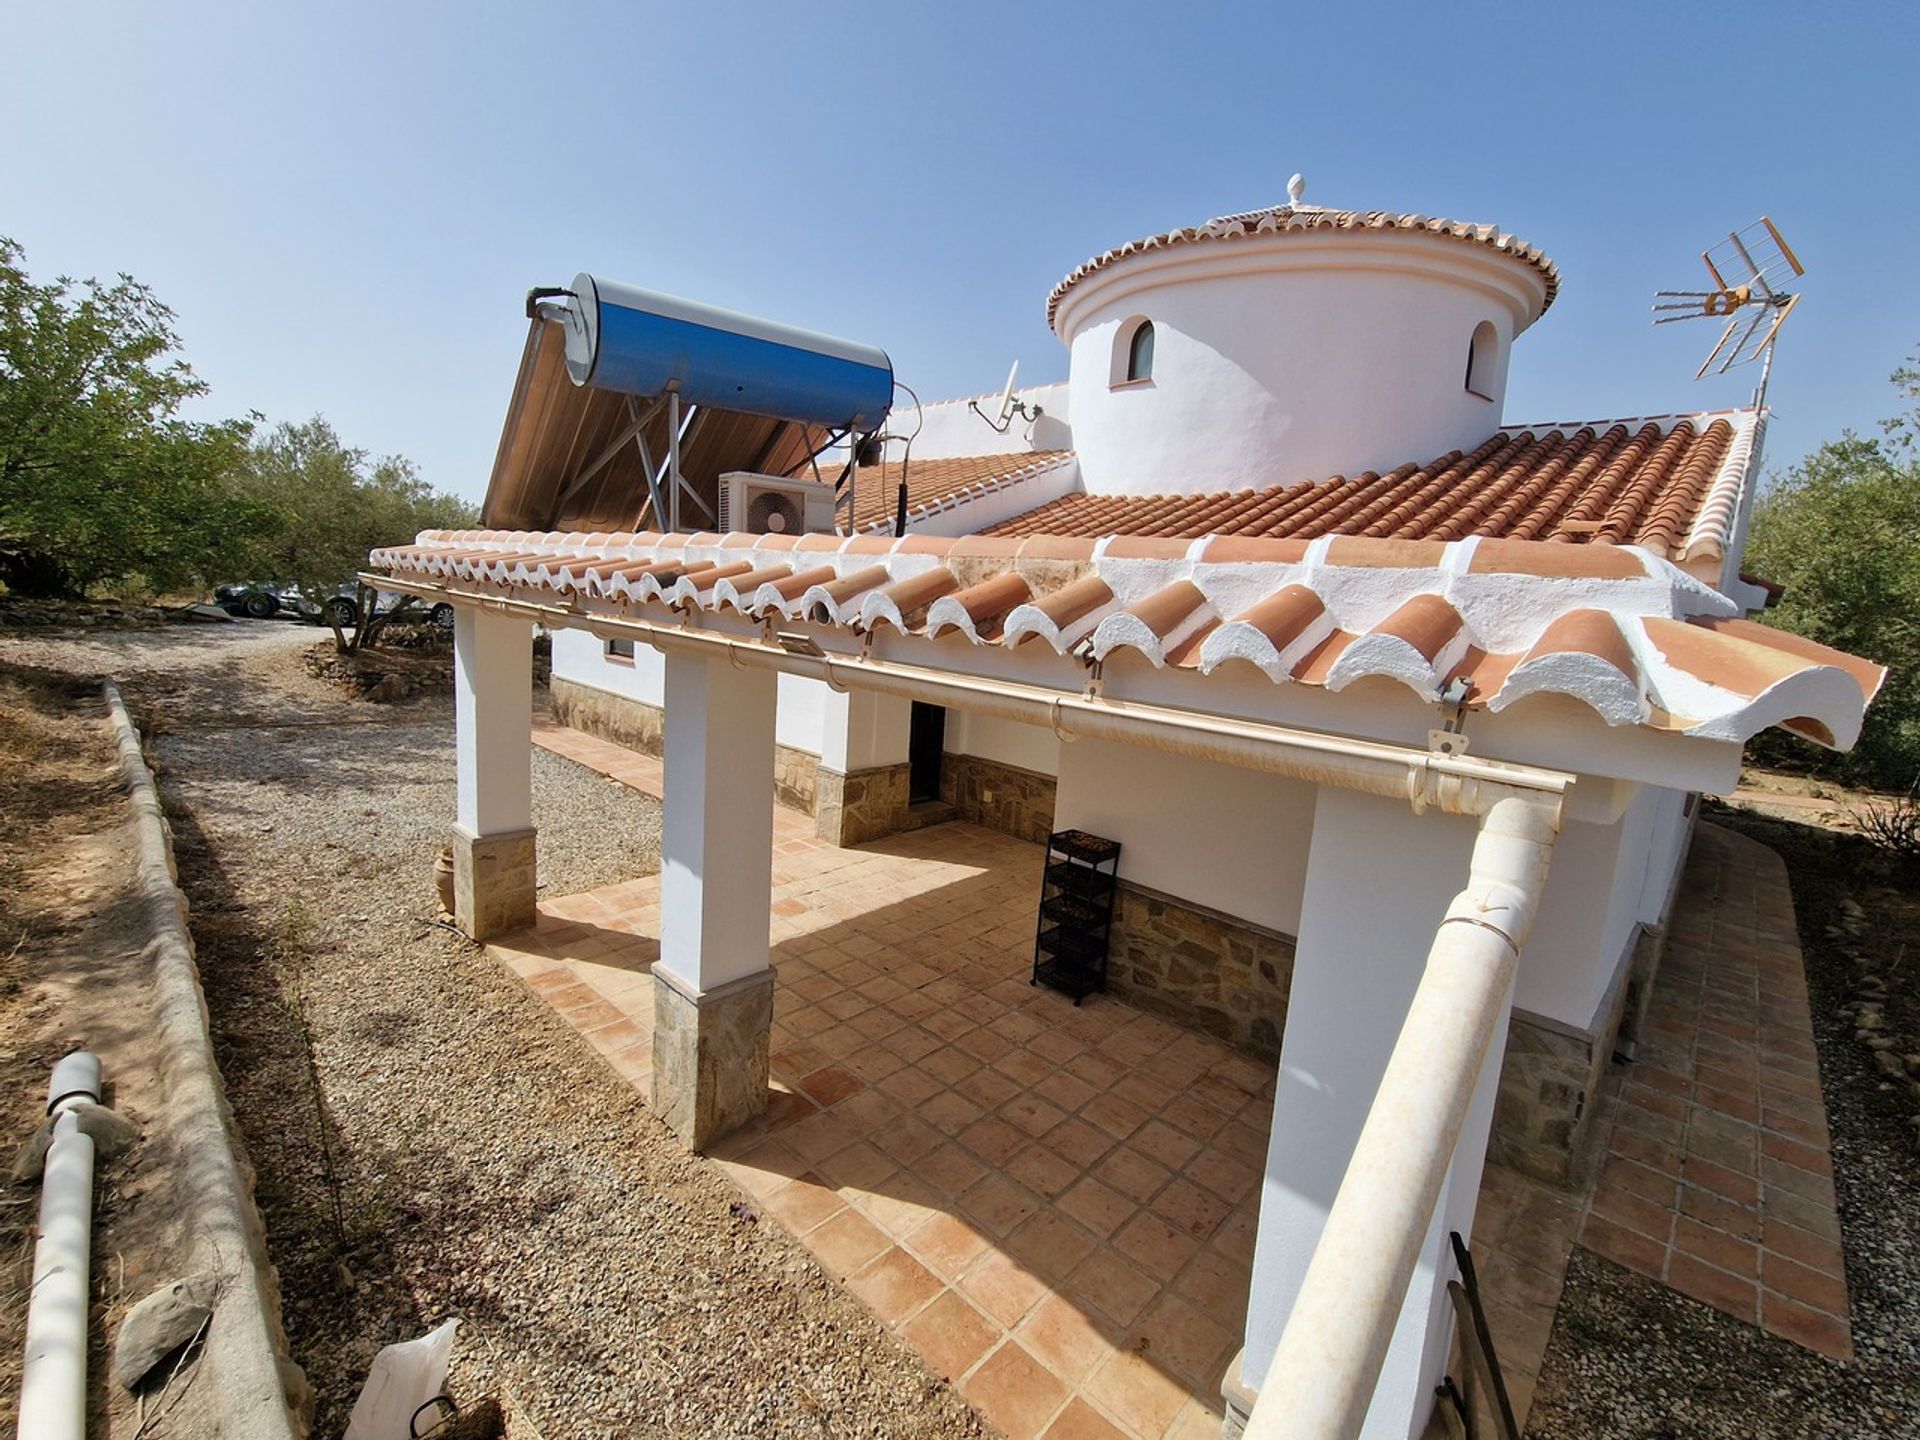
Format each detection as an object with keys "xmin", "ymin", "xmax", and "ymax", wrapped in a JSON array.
[
  {"xmin": 0, "ymin": 237, "xmax": 259, "ymax": 596},
  {"xmin": 237, "ymin": 416, "xmax": 477, "ymax": 648},
  {"xmin": 1746, "ymin": 352, "xmax": 1920, "ymax": 786}
]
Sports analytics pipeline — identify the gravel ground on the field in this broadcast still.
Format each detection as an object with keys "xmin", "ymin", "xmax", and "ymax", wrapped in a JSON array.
[
  {"xmin": 1526, "ymin": 803, "xmax": 1920, "ymax": 1439},
  {"xmin": 3, "ymin": 621, "xmax": 986, "ymax": 1439}
]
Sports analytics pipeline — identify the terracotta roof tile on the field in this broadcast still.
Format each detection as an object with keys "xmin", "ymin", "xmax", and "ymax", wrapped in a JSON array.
[
  {"xmin": 806, "ymin": 452, "xmax": 1073, "ymax": 533},
  {"xmin": 1047, "ymin": 204, "xmax": 1559, "ymax": 329},
  {"xmin": 372, "ymin": 526, "xmax": 1885, "ymax": 753},
  {"xmin": 985, "ymin": 413, "xmax": 1752, "ymax": 566}
]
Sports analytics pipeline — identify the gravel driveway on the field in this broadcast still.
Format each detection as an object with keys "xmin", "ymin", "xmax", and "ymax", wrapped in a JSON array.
[{"xmin": 3, "ymin": 622, "xmax": 986, "ymax": 1438}]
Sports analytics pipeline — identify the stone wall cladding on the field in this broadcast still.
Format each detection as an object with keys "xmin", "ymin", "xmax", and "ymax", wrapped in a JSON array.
[
  {"xmin": 551, "ymin": 675, "xmax": 664, "ymax": 756},
  {"xmin": 816, "ymin": 763, "xmax": 911, "ymax": 846},
  {"xmin": 1107, "ymin": 883, "xmax": 1295, "ymax": 1062},
  {"xmin": 771, "ymin": 743, "xmax": 820, "ymax": 816},
  {"xmin": 939, "ymin": 751, "xmax": 1057, "ymax": 844},
  {"xmin": 1490, "ymin": 949, "xmax": 1634, "ymax": 1188},
  {"xmin": 452, "ymin": 826, "xmax": 538, "ymax": 941},
  {"xmin": 551, "ymin": 676, "xmax": 820, "ymax": 812},
  {"xmin": 1103, "ymin": 868, "xmax": 1625, "ymax": 1185},
  {"xmin": 651, "ymin": 967, "xmax": 775, "ymax": 1150}
]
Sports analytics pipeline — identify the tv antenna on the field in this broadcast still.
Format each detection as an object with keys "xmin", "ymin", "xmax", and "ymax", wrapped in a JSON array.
[
  {"xmin": 968, "ymin": 361, "xmax": 1044, "ymax": 434},
  {"xmin": 1653, "ymin": 217, "xmax": 1805, "ymax": 400}
]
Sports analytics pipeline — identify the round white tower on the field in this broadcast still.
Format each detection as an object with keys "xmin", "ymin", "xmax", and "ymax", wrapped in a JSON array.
[{"xmin": 1048, "ymin": 184, "xmax": 1559, "ymax": 496}]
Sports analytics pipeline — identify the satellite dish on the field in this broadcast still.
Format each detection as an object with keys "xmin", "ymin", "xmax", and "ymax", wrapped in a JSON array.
[
  {"xmin": 994, "ymin": 360, "xmax": 1020, "ymax": 426},
  {"xmin": 967, "ymin": 359, "xmax": 1043, "ymax": 435},
  {"xmin": 1652, "ymin": 216, "xmax": 1806, "ymax": 380}
]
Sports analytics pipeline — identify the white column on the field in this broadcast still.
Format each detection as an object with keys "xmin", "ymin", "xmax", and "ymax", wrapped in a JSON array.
[
  {"xmin": 450, "ymin": 607, "xmax": 535, "ymax": 939},
  {"xmin": 653, "ymin": 650, "xmax": 778, "ymax": 1148},
  {"xmin": 658, "ymin": 650, "xmax": 777, "ymax": 992},
  {"xmin": 454, "ymin": 606, "xmax": 533, "ymax": 834},
  {"xmin": 1240, "ymin": 786, "xmax": 1507, "ymax": 1440}
]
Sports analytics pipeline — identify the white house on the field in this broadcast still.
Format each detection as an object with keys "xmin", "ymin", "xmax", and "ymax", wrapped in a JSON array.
[{"xmin": 369, "ymin": 188, "xmax": 1881, "ymax": 1440}]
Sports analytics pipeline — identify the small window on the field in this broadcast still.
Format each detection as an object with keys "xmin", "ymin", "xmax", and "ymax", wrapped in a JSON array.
[
  {"xmin": 606, "ymin": 637, "xmax": 635, "ymax": 663},
  {"xmin": 1127, "ymin": 321, "xmax": 1155, "ymax": 382},
  {"xmin": 1111, "ymin": 316, "xmax": 1156, "ymax": 387},
  {"xmin": 1465, "ymin": 321, "xmax": 1498, "ymax": 400}
]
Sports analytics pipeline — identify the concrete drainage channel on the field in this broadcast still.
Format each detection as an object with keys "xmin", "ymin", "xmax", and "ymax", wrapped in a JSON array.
[{"xmin": 18, "ymin": 681, "xmax": 312, "ymax": 1437}]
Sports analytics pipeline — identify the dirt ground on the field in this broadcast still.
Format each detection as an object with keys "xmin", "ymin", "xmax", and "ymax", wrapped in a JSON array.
[
  {"xmin": 0, "ymin": 660, "xmax": 246, "ymax": 1436},
  {"xmin": 1525, "ymin": 798, "xmax": 1920, "ymax": 1439},
  {"xmin": 8, "ymin": 612, "xmax": 1915, "ymax": 1439},
  {"xmin": 0, "ymin": 620, "xmax": 986, "ymax": 1439}
]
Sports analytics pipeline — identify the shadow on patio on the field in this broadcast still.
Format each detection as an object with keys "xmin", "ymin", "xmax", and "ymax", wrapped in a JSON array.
[{"xmin": 491, "ymin": 817, "xmax": 1270, "ymax": 1440}]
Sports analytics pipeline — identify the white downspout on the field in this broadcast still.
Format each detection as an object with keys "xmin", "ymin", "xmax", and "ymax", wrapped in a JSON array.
[
  {"xmin": 1243, "ymin": 795, "xmax": 1559, "ymax": 1440},
  {"xmin": 18, "ymin": 1051, "xmax": 104, "ymax": 1440}
]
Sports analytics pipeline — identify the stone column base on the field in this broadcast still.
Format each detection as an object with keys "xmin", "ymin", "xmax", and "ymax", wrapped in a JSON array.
[
  {"xmin": 650, "ymin": 965, "xmax": 775, "ymax": 1150},
  {"xmin": 1219, "ymin": 1348, "xmax": 1257, "ymax": 1438},
  {"xmin": 451, "ymin": 824, "xmax": 537, "ymax": 941},
  {"xmin": 815, "ymin": 762, "xmax": 911, "ymax": 846}
]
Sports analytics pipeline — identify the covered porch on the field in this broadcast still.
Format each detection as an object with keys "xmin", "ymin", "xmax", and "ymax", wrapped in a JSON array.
[
  {"xmin": 487, "ymin": 722, "xmax": 1595, "ymax": 1440},
  {"xmin": 379, "ymin": 524, "xmax": 1880, "ymax": 1440}
]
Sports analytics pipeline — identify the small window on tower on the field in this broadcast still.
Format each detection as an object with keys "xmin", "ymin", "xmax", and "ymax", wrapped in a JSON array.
[
  {"xmin": 1126, "ymin": 320, "xmax": 1155, "ymax": 382},
  {"xmin": 1465, "ymin": 321, "xmax": 1498, "ymax": 400},
  {"xmin": 606, "ymin": 637, "xmax": 635, "ymax": 663}
]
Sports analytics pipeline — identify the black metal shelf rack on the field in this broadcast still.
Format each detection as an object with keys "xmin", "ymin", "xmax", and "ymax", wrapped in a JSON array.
[{"xmin": 1031, "ymin": 829, "xmax": 1120, "ymax": 1004}]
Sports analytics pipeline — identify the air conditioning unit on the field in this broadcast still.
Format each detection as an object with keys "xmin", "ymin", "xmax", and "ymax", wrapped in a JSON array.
[{"xmin": 718, "ymin": 471, "xmax": 838, "ymax": 536}]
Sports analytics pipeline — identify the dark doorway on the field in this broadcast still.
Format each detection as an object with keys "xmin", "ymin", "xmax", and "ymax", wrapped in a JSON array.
[{"xmin": 908, "ymin": 703, "xmax": 946, "ymax": 803}]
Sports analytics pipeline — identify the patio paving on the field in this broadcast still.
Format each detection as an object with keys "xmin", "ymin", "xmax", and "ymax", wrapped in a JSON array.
[{"xmin": 510, "ymin": 717, "xmax": 1850, "ymax": 1436}]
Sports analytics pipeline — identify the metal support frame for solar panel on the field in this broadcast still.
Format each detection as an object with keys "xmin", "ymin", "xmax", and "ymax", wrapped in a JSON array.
[{"xmin": 1651, "ymin": 216, "xmax": 1806, "ymax": 380}]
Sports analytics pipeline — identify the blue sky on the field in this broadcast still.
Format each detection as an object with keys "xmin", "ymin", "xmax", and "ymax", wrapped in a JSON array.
[{"xmin": 4, "ymin": 2, "xmax": 1915, "ymax": 503}]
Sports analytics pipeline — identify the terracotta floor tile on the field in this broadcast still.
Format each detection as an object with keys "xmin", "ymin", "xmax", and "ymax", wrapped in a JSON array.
[
  {"xmin": 962, "ymin": 1339, "xmax": 1072, "ymax": 1440},
  {"xmin": 1151, "ymin": 1177, "xmax": 1233, "ymax": 1243},
  {"xmin": 1666, "ymin": 1250, "xmax": 1759, "ymax": 1324},
  {"xmin": 1761, "ymin": 1252, "xmax": 1849, "ymax": 1314},
  {"xmin": 1085, "ymin": 1347, "xmax": 1190, "ymax": 1440},
  {"xmin": 961, "ymin": 1114, "xmax": 1030, "ymax": 1167},
  {"xmin": 1005, "ymin": 1211, "xmax": 1099, "ymax": 1283},
  {"xmin": 1760, "ymin": 1290, "xmax": 1853, "ymax": 1361},
  {"xmin": 1066, "ymin": 1248, "xmax": 1161, "ymax": 1328},
  {"xmin": 847, "ymin": 1245, "xmax": 944, "ymax": 1327},
  {"xmin": 1131, "ymin": 1293, "xmax": 1234, "ymax": 1385},
  {"xmin": 1016, "ymin": 1292, "xmax": 1114, "ymax": 1387},
  {"xmin": 1059, "ymin": 1177, "xmax": 1137, "ymax": 1240},
  {"xmin": 1006, "ymin": 1143, "xmax": 1082, "ymax": 1200},
  {"xmin": 805, "ymin": 1207, "xmax": 891, "ymax": 1278},
  {"xmin": 902, "ymin": 1288, "xmax": 1003, "ymax": 1383},
  {"xmin": 1039, "ymin": 1398, "xmax": 1129, "ymax": 1440},
  {"xmin": 1112, "ymin": 1212, "xmax": 1201, "ymax": 1283},
  {"xmin": 917, "ymin": 1141, "xmax": 988, "ymax": 1200},
  {"xmin": 812, "ymin": 1140, "xmax": 896, "ymax": 1195},
  {"xmin": 960, "ymin": 1249, "xmax": 1052, "ymax": 1329},
  {"xmin": 1095, "ymin": 1147, "xmax": 1172, "ymax": 1206},
  {"xmin": 907, "ymin": 1210, "xmax": 993, "ymax": 1280},
  {"xmin": 762, "ymin": 1174, "xmax": 847, "ymax": 1236}
]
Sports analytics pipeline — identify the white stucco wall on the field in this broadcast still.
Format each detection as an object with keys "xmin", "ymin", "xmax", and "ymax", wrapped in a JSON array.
[
  {"xmin": 551, "ymin": 629, "xmax": 832, "ymax": 758},
  {"xmin": 1055, "ymin": 232, "xmax": 1546, "ymax": 495},
  {"xmin": 941, "ymin": 709, "xmax": 1061, "ymax": 776},
  {"xmin": 1051, "ymin": 738, "xmax": 1316, "ymax": 936},
  {"xmin": 876, "ymin": 382, "xmax": 1072, "ymax": 461},
  {"xmin": 1514, "ymin": 800, "xmax": 1651, "ymax": 1029}
]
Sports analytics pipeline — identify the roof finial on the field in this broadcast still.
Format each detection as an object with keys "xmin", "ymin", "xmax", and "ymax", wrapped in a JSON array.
[{"xmin": 1287, "ymin": 172, "xmax": 1305, "ymax": 207}]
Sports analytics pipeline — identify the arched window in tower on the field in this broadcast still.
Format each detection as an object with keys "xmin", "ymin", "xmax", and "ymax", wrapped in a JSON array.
[
  {"xmin": 1465, "ymin": 321, "xmax": 1498, "ymax": 400},
  {"xmin": 1126, "ymin": 320, "xmax": 1156, "ymax": 383}
]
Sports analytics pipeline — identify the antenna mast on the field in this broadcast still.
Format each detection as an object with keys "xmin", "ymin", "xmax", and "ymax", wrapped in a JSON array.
[{"xmin": 1652, "ymin": 216, "xmax": 1805, "ymax": 399}]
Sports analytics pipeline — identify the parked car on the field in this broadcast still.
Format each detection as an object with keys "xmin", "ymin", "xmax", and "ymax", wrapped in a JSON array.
[{"xmin": 213, "ymin": 582, "xmax": 453, "ymax": 631}]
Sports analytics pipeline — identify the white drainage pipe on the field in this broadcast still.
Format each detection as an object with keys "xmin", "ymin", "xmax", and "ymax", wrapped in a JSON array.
[{"xmin": 18, "ymin": 1051, "xmax": 104, "ymax": 1440}]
